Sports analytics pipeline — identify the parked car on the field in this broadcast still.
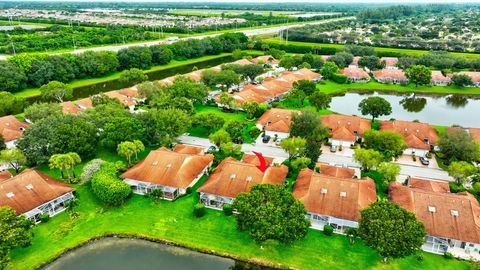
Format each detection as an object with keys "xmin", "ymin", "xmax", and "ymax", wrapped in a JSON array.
[
  {"xmin": 206, "ymin": 145, "xmax": 217, "ymax": 153},
  {"xmin": 330, "ymin": 145, "xmax": 337, "ymax": 153},
  {"xmin": 262, "ymin": 135, "xmax": 271, "ymax": 143},
  {"xmin": 419, "ymin": 157, "xmax": 430, "ymax": 166}
]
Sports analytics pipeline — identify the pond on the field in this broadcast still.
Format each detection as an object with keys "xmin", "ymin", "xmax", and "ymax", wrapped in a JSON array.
[
  {"xmin": 42, "ymin": 237, "xmax": 273, "ymax": 270},
  {"xmin": 329, "ymin": 91, "xmax": 480, "ymax": 127}
]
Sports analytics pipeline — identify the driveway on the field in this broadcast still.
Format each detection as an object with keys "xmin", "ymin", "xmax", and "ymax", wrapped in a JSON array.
[{"xmin": 394, "ymin": 155, "xmax": 440, "ymax": 170}]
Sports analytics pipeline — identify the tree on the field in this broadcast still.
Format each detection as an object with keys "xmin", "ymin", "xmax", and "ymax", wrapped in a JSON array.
[
  {"xmin": 238, "ymin": 64, "xmax": 264, "ymax": 82},
  {"xmin": 137, "ymin": 81, "xmax": 161, "ymax": 101},
  {"xmin": 363, "ymin": 130, "xmax": 407, "ymax": 159},
  {"xmin": 165, "ymin": 77, "xmax": 209, "ymax": 102},
  {"xmin": 451, "ymin": 74, "xmax": 474, "ymax": 87},
  {"xmin": 209, "ymin": 129, "xmax": 231, "ymax": 146},
  {"xmin": 353, "ymin": 148, "xmax": 383, "ymax": 171},
  {"xmin": 219, "ymin": 93, "xmax": 239, "ymax": 109},
  {"xmin": 0, "ymin": 62, "xmax": 27, "ymax": 92},
  {"xmin": 232, "ymin": 49, "xmax": 243, "ymax": 60},
  {"xmin": 27, "ymin": 59, "xmax": 55, "ymax": 87},
  {"xmin": 49, "ymin": 153, "xmax": 75, "ymax": 179},
  {"xmin": 358, "ymin": 96, "xmax": 392, "ymax": 121},
  {"xmin": 0, "ymin": 92, "xmax": 27, "ymax": 117},
  {"xmin": 220, "ymin": 142, "xmax": 242, "ymax": 157},
  {"xmin": 45, "ymin": 55, "xmax": 76, "ymax": 83},
  {"xmin": 223, "ymin": 120, "xmax": 246, "ymax": 141},
  {"xmin": 242, "ymin": 102, "xmax": 267, "ymax": 119},
  {"xmin": 279, "ymin": 56, "xmax": 296, "ymax": 70},
  {"xmin": 0, "ymin": 148, "xmax": 26, "ymax": 173},
  {"xmin": 200, "ymin": 69, "xmax": 218, "ymax": 87},
  {"xmin": 91, "ymin": 162, "xmax": 131, "ymax": 206},
  {"xmin": 66, "ymin": 152, "xmax": 82, "ymax": 179},
  {"xmin": 51, "ymin": 116, "xmax": 98, "ymax": 160},
  {"xmin": 76, "ymin": 51, "xmax": 119, "ymax": 78},
  {"xmin": 39, "ymin": 81, "xmax": 73, "ymax": 103},
  {"xmin": 0, "ymin": 207, "xmax": 33, "ymax": 269},
  {"xmin": 213, "ymin": 70, "xmax": 241, "ymax": 91},
  {"xmin": 448, "ymin": 161, "xmax": 478, "ymax": 185},
  {"xmin": 359, "ymin": 201, "xmax": 426, "ymax": 260},
  {"xmin": 232, "ymin": 184, "xmax": 310, "ymax": 243},
  {"xmin": 378, "ymin": 162, "xmax": 401, "ymax": 182},
  {"xmin": 133, "ymin": 140, "xmax": 145, "ymax": 161},
  {"xmin": 280, "ymin": 137, "xmax": 307, "ymax": 160},
  {"xmin": 291, "ymin": 157, "xmax": 312, "ymax": 170},
  {"xmin": 284, "ymin": 88, "xmax": 306, "ymax": 107},
  {"xmin": 117, "ymin": 46, "xmax": 153, "ymax": 70},
  {"xmin": 320, "ymin": 61, "xmax": 339, "ymax": 79},
  {"xmin": 308, "ymin": 91, "xmax": 331, "ymax": 112},
  {"xmin": 24, "ymin": 103, "xmax": 62, "ymax": 123},
  {"xmin": 117, "ymin": 141, "xmax": 137, "ymax": 167},
  {"xmin": 290, "ymin": 110, "xmax": 329, "ymax": 143},
  {"xmin": 192, "ymin": 112, "xmax": 225, "ymax": 134},
  {"xmin": 150, "ymin": 45, "xmax": 173, "ymax": 65},
  {"xmin": 439, "ymin": 130, "xmax": 479, "ymax": 162},
  {"xmin": 0, "ymin": 135, "xmax": 4, "ymax": 150},
  {"xmin": 100, "ymin": 117, "xmax": 145, "ymax": 149},
  {"xmin": 152, "ymin": 108, "xmax": 191, "ymax": 146},
  {"xmin": 293, "ymin": 80, "xmax": 317, "ymax": 96},
  {"xmin": 119, "ymin": 68, "xmax": 148, "ymax": 86},
  {"xmin": 405, "ymin": 65, "xmax": 432, "ymax": 87},
  {"xmin": 150, "ymin": 94, "xmax": 195, "ymax": 115},
  {"xmin": 358, "ymin": 55, "xmax": 382, "ymax": 70}
]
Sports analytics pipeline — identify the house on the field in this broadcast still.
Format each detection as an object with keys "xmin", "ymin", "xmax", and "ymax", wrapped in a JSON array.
[
  {"xmin": 316, "ymin": 163, "xmax": 360, "ymax": 178},
  {"xmin": 119, "ymin": 87, "xmax": 145, "ymax": 102},
  {"xmin": 380, "ymin": 120, "xmax": 439, "ymax": 156},
  {"xmin": 454, "ymin": 72, "xmax": 480, "ymax": 87},
  {"xmin": 0, "ymin": 170, "xmax": 12, "ymax": 181},
  {"xmin": 256, "ymin": 108, "xmax": 299, "ymax": 140},
  {"xmin": 0, "ymin": 115, "xmax": 29, "ymax": 148},
  {"xmin": 349, "ymin": 56, "xmax": 361, "ymax": 67},
  {"xmin": 291, "ymin": 68, "xmax": 323, "ymax": 82},
  {"xmin": 240, "ymin": 153, "xmax": 275, "ymax": 167},
  {"xmin": 339, "ymin": 67, "xmax": 370, "ymax": 82},
  {"xmin": 61, "ymin": 101, "xmax": 84, "ymax": 115},
  {"xmin": 321, "ymin": 114, "xmax": 371, "ymax": 147},
  {"xmin": 173, "ymin": 144, "xmax": 204, "ymax": 155},
  {"xmin": 158, "ymin": 76, "xmax": 176, "ymax": 86},
  {"xmin": 232, "ymin": 59, "xmax": 253, "ymax": 66},
  {"xmin": 75, "ymin": 97, "xmax": 93, "ymax": 110},
  {"xmin": 198, "ymin": 157, "xmax": 288, "ymax": 209},
  {"xmin": 373, "ymin": 69, "xmax": 408, "ymax": 84},
  {"xmin": 389, "ymin": 179, "xmax": 480, "ymax": 260},
  {"xmin": 251, "ymin": 55, "xmax": 280, "ymax": 67},
  {"xmin": 0, "ymin": 169, "xmax": 75, "ymax": 223},
  {"xmin": 447, "ymin": 127, "xmax": 480, "ymax": 143},
  {"xmin": 184, "ymin": 70, "xmax": 204, "ymax": 82},
  {"xmin": 121, "ymin": 146, "xmax": 214, "ymax": 200},
  {"xmin": 431, "ymin": 71, "xmax": 451, "ymax": 86},
  {"xmin": 104, "ymin": 91, "xmax": 137, "ymax": 111},
  {"xmin": 293, "ymin": 168, "xmax": 376, "ymax": 233},
  {"xmin": 380, "ymin": 57, "xmax": 399, "ymax": 69}
]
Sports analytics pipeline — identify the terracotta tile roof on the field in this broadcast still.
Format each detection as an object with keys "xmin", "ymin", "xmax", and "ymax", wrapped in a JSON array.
[
  {"xmin": 118, "ymin": 87, "xmax": 140, "ymax": 97},
  {"xmin": 104, "ymin": 91, "xmax": 136, "ymax": 107},
  {"xmin": 455, "ymin": 71, "xmax": 480, "ymax": 83},
  {"xmin": 322, "ymin": 114, "xmax": 371, "ymax": 141},
  {"xmin": 263, "ymin": 77, "xmax": 293, "ymax": 89},
  {"xmin": 316, "ymin": 163, "xmax": 356, "ymax": 178},
  {"xmin": 447, "ymin": 127, "xmax": 480, "ymax": 144},
  {"xmin": 431, "ymin": 71, "xmax": 451, "ymax": 83},
  {"xmin": 291, "ymin": 68, "xmax": 323, "ymax": 81},
  {"xmin": 184, "ymin": 70, "xmax": 203, "ymax": 81},
  {"xmin": 256, "ymin": 108, "xmax": 299, "ymax": 133},
  {"xmin": 232, "ymin": 59, "xmax": 253, "ymax": 65},
  {"xmin": 339, "ymin": 67, "xmax": 370, "ymax": 80},
  {"xmin": 75, "ymin": 97, "xmax": 93, "ymax": 109},
  {"xmin": 158, "ymin": 77, "xmax": 175, "ymax": 86},
  {"xmin": 61, "ymin": 101, "xmax": 84, "ymax": 115},
  {"xmin": 198, "ymin": 157, "xmax": 288, "ymax": 198},
  {"xmin": 293, "ymin": 168, "xmax": 376, "ymax": 221},
  {"xmin": 389, "ymin": 181, "xmax": 480, "ymax": 244},
  {"xmin": 231, "ymin": 89, "xmax": 271, "ymax": 104},
  {"xmin": 380, "ymin": 57, "xmax": 399, "ymax": 67},
  {"xmin": 173, "ymin": 144, "xmax": 204, "ymax": 155},
  {"xmin": 251, "ymin": 55, "xmax": 280, "ymax": 65},
  {"xmin": 408, "ymin": 177, "xmax": 450, "ymax": 193},
  {"xmin": 0, "ymin": 170, "xmax": 13, "ymax": 182},
  {"xmin": 121, "ymin": 147, "xmax": 213, "ymax": 189},
  {"xmin": 351, "ymin": 56, "xmax": 361, "ymax": 66},
  {"xmin": 0, "ymin": 115, "xmax": 29, "ymax": 142},
  {"xmin": 380, "ymin": 120, "xmax": 438, "ymax": 150},
  {"xmin": 241, "ymin": 153, "xmax": 274, "ymax": 167},
  {"xmin": 0, "ymin": 169, "xmax": 75, "ymax": 215},
  {"xmin": 373, "ymin": 69, "xmax": 407, "ymax": 81}
]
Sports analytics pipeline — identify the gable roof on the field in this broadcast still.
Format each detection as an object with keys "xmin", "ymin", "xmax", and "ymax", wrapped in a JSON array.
[
  {"xmin": 0, "ymin": 170, "xmax": 13, "ymax": 182},
  {"xmin": 447, "ymin": 127, "xmax": 480, "ymax": 144},
  {"xmin": 293, "ymin": 168, "xmax": 376, "ymax": 221},
  {"xmin": 380, "ymin": 120, "xmax": 438, "ymax": 149},
  {"xmin": 408, "ymin": 177, "xmax": 450, "ymax": 193},
  {"xmin": 232, "ymin": 59, "xmax": 253, "ymax": 66},
  {"xmin": 241, "ymin": 153, "xmax": 274, "ymax": 167},
  {"xmin": 389, "ymin": 181, "xmax": 480, "ymax": 244},
  {"xmin": 339, "ymin": 67, "xmax": 370, "ymax": 79},
  {"xmin": 0, "ymin": 169, "xmax": 75, "ymax": 215},
  {"xmin": 431, "ymin": 70, "xmax": 451, "ymax": 83},
  {"xmin": 251, "ymin": 55, "xmax": 280, "ymax": 65},
  {"xmin": 198, "ymin": 157, "xmax": 288, "ymax": 198},
  {"xmin": 118, "ymin": 87, "xmax": 140, "ymax": 98},
  {"xmin": 455, "ymin": 71, "xmax": 480, "ymax": 83},
  {"xmin": 380, "ymin": 57, "xmax": 399, "ymax": 67},
  {"xmin": 121, "ymin": 147, "xmax": 214, "ymax": 189},
  {"xmin": 173, "ymin": 144, "xmax": 204, "ymax": 155},
  {"xmin": 75, "ymin": 97, "xmax": 93, "ymax": 109},
  {"xmin": 373, "ymin": 69, "xmax": 407, "ymax": 81},
  {"xmin": 0, "ymin": 115, "xmax": 29, "ymax": 142},
  {"xmin": 256, "ymin": 108, "xmax": 299, "ymax": 133},
  {"xmin": 61, "ymin": 101, "xmax": 84, "ymax": 115},
  {"xmin": 316, "ymin": 163, "xmax": 356, "ymax": 178},
  {"xmin": 104, "ymin": 91, "xmax": 136, "ymax": 107},
  {"xmin": 322, "ymin": 114, "xmax": 371, "ymax": 141}
]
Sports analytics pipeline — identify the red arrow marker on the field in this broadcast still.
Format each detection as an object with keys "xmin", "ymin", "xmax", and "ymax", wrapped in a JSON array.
[{"xmin": 252, "ymin": 151, "xmax": 269, "ymax": 173}]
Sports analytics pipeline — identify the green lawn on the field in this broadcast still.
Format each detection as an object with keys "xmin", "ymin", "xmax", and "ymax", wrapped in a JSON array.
[{"xmin": 9, "ymin": 167, "xmax": 470, "ymax": 270}]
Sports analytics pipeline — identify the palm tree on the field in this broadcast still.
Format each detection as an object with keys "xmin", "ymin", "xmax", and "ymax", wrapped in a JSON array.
[
  {"xmin": 49, "ymin": 154, "xmax": 73, "ymax": 179},
  {"xmin": 117, "ymin": 141, "xmax": 136, "ymax": 167},
  {"xmin": 67, "ymin": 152, "xmax": 82, "ymax": 178},
  {"xmin": 133, "ymin": 140, "xmax": 145, "ymax": 161}
]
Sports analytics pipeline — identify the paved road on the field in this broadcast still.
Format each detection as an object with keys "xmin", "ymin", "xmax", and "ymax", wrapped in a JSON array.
[{"xmin": 178, "ymin": 135, "xmax": 454, "ymax": 182}]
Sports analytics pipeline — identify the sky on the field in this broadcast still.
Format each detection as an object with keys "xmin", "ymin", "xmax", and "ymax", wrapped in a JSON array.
[{"xmin": 11, "ymin": 0, "xmax": 480, "ymax": 3}]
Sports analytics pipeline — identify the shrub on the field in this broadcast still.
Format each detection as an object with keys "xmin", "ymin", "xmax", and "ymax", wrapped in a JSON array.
[
  {"xmin": 91, "ymin": 163, "xmax": 132, "ymax": 206},
  {"xmin": 425, "ymin": 152, "xmax": 432, "ymax": 159},
  {"xmin": 416, "ymin": 254, "xmax": 424, "ymax": 262},
  {"xmin": 186, "ymin": 187, "xmax": 193, "ymax": 194},
  {"xmin": 194, "ymin": 203, "xmax": 206, "ymax": 217},
  {"xmin": 323, "ymin": 224, "xmax": 334, "ymax": 236},
  {"xmin": 412, "ymin": 155, "xmax": 417, "ymax": 162},
  {"xmin": 145, "ymin": 188, "xmax": 164, "ymax": 203},
  {"xmin": 223, "ymin": 204, "xmax": 233, "ymax": 216},
  {"xmin": 79, "ymin": 159, "xmax": 105, "ymax": 184},
  {"xmin": 39, "ymin": 213, "xmax": 50, "ymax": 223},
  {"xmin": 248, "ymin": 126, "xmax": 261, "ymax": 138},
  {"xmin": 443, "ymin": 252, "xmax": 454, "ymax": 259},
  {"xmin": 331, "ymin": 73, "xmax": 348, "ymax": 84}
]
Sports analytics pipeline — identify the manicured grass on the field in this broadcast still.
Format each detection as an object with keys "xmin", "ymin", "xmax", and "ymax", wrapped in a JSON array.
[
  {"xmin": 264, "ymin": 38, "xmax": 480, "ymax": 59},
  {"xmin": 276, "ymin": 98, "xmax": 333, "ymax": 115},
  {"xmin": 8, "ymin": 166, "xmax": 470, "ymax": 270}
]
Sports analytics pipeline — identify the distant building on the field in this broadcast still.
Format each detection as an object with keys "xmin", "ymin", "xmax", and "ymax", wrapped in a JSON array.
[
  {"xmin": 447, "ymin": 127, "xmax": 480, "ymax": 144},
  {"xmin": 431, "ymin": 71, "xmax": 451, "ymax": 86},
  {"xmin": 250, "ymin": 55, "xmax": 280, "ymax": 67},
  {"xmin": 373, "ymin": 69, "xmax": 408, "ymax": 84},
  {"xmin": 453, "ymin": 71, "xmax": 480, "ymax": 87},
  {"xmin": 339, "ymin": 67, "xmax": 370, "ymax": 83},
  {"xmin": 256, "ymin": 108, "xmax": 299, "ymax": 140},
  {"xmin": 0, "ymin": 115, "xmax": 29, "ymax": 148},
  {"xmin": 380, "ymin": 57, "xmax": 399, "ymax": 69},
  {"xmin": 61, "ymin": 101, "xmax": 84, "ymax": 115}
]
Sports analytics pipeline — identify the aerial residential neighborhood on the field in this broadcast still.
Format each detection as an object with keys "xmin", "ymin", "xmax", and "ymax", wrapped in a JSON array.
[{"xmin": 1, "ymin": 1, "xmax": 480, "ymax": 270}]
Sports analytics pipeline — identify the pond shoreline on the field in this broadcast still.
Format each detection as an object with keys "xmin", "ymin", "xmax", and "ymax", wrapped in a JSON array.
[
  {"xmin": 327, "ymin": 86, "xmax": 480, "ymax": 97},
  {"xmin": 37, "ymin": 234, "xmax": 286, "ymax": 270}
]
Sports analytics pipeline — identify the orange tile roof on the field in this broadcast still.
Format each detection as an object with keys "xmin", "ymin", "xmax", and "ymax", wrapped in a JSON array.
[
  {"xmin": 256, "ymin": 108, "xmax": 299, "ymax": 133},
  {"xmin": 118, "ymin": 87, "xmax": 140, "ymax": 97},
  {"xmin": 0, "ymin": 170, "xmax": 13, "ymax": 182},
  {"xmin": 198, "ymin": 157, "xmax": 288, "ymax": 198},
  {"xmin": 61, "ymin": 101, "xmax": 84, "ymax": 115},
  {"xmin": 389, "ymin": 181, "xmax": 480, "ymax": 244},
  {"xmin": 339, "ymin": 67, "xmax": 370, "ymax": 79},
  {"xmin": 407, "ymin": 177, "xmax": 450, "ymax": 193},
  {"xmin": 173, "ymin": 144, "xmax": 204, "ymax": 155},
  {"xmin": 447, "ymin": 127, "xmax": 480, "ymax": 144},
  {"xmin": 251, "ymin": 55, "xmax": 280, "ymax": 65},
  {"xmin": 104, "ymin": 91, "xmax": 136, "ymax": 107},
  {"xmin": 241, "ymin": 153, "xmax": 274, "ymax": 167},
  {"xmin": 380, "ymin": 57, "xmax": 399, "ymax": 67},
  {"xmin": 0, "ymin": 115, "xmax": 29, "ymax": 142},
  {"xmin": 322, "ymin": 114, "xmax": 371, "ymax": 141},
  {"xmin": 380, "ymin": 120, "xmax": 438, "ymax": 150},
  {"xmin": 291, "ymin": 68, "xmax": 323, "ymax": 81},
  {"xmin": 158, "ymin": 77, "xmax": 175, "ymax": 86},
  {"xmin": 373, "ymin": 69, "xmax": 407, "ymax": 81},
  {"xmin": 316, "ymin": 163, "xmax": 356, "ymax": 178},
  {"xmin": 75, "ymin": 97, "xmax": 93, "ymax": 109},
  {"xmin": 232, "ymin": 59, "xmax": 253, "ymax": 65},
  {"xmin": 184, "ymin": 70, "xmax": 203, "ymax": 81},
  {"xmin": 293, "ymin": 168, "xmax": 376, "ymax": 221},
  {"xmin": 455, "ymin": 71, "xmax": 480, "ymax": 83},
  {"xmin": 431, "ymin": 71, "xmax": 451, "ymax": 83},
  {"xmin": 121, "ymin": 147, "xmax": 213, "ymax": 189},
  {"xmin": 0, "ymin": 169, "xmax": 75, "ymax": 215}
]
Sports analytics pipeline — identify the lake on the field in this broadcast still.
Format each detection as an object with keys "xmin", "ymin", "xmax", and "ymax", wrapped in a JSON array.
[
  {"xmin": 42, "ymin": 237, "xmax": 273, "ymax": 270},
  {"xmin": 329, "ymin": 91, "xmax": 480, "ymax": 127}
]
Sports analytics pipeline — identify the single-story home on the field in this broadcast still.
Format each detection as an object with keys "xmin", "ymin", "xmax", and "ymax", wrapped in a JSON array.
[
  {"xmin": 380, "ymin": 57, "xmax": 399, "ymax": 69},
  {"xmin": 75, "ymin": 97, "xmax": 93, "ymax": 110},
  {"xmin": 256, "ymin": 108, "xmax": 299, "ymax": 140},
  {"xmin": 373, "ymin": 69, "xmax": 408, "ymax": 84},
  {"xmin": 389, "ymin": 179, "xmax": 480, "ymax": 260},
  {"xmin": 121, "ymin": 146, "xmax": 214, "ymax": 200},
  {"xmin": 349, "ymin": 56, "xmax": 361, "ymax": 68},
  {"xmin": 198, "ymin": 157, "xmax": 288, "ymax": 209},
  {"xmin": 293, "ymin": 168, "xmax": 376, "ymax": 233},
  {"xmin": 0, "ymin": 169, "xmax": 75, "ymax": 223},
  {"xmin": 454, "ymin": 71, "xmax": 480, "ymax": 87},
  {"xmin": 104, "ymin": 91, "xmax": 137, "ymax": 111},
  {"xmin": 0, "ymin": 170, "xmax": 13, "ymax": 181},
  {"xmin": 316, "ymin": 163, "xmax": 360, "ymax": 178},
  {"xmin": 339, "ymin": 67, "xmax": 370, "ymax": 83},
  {"xmin": 61, "ymin": 101, "xmax": 84, "ymax": 115},
  {"xmin": 321, "ymin": 114, "xmax": 371, "ymax": 147},
  {"xmin": 447, "ymin": 127, "xmax": 480, "ymax": 143},
  {"xmin": 380, "ymin": 120, "xmax": 439, "ymax": 157},
  {"xmin": 431, "ymin": 71, "xmax": 451, "ymax": 86},
  {"xmin": 250, "ymin": 55, "xmax": 280, "ymax": 67},
  {"xmin": 0, "ymin": 115, "xmax": 29, "ymax": 148}
]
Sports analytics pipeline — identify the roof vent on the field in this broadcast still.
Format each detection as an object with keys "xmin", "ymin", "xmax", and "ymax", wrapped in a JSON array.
[
  {"xmin": 347, "ymin": 122, "xmax": 351, "ymax": 125},
  {"xmin": 321, "ymin": 188, "xmax": 328, "ymax": 194},
  {"xmin": 165, "ymin": 163, "xmax": 172, "ymax": 168},
  {"xmin": 416, "ymin": 129, "xmax": 420, "ymax": 133},
  {"xmin": 246, "ymin": 176, "xmax": 252, "ymax": 181},
  {"xmin": 25, "ymin": 184, "xmax": 33, "ymax": 190},
  {"xmin": 339, "ymin": 191, "xmax": 347, "ymax": 197},
  {"xmin": 6, "ymin": 192, "xmax": 14, "ymax": 198},
  {"xmin": 428, "ymin": 206, "xmax": 436, "ymax": 213},
  {"xmin": 404, "ymin": 128, "xmax": 408, "ymax": 132},
  {"xmin": 152, "ymin": 161, "xmax": 158, "ymax": 166},
  {"xmin": 451, "ymin": 210, "xmax": 459, "ymax": 217},
  {"xmin": 230, "ymin": 173, "xmax": 236, "ymax": 180}
]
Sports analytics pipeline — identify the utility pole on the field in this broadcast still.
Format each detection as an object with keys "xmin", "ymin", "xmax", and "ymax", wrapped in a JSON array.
[{"xmin": 11, "ymin": 43, "xmax": 16, "ymax": 55}]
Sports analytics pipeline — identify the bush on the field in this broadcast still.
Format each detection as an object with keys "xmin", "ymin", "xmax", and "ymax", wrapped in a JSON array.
[
  {"xmin": 186, "ymin": 187, "xmax": 193, "ymax": 194},
  {"xmin": 443, "ymin": 252, "xmax": 454, "ymax": 259},
  {"xmin": 416, "ymin": 254, "xmax": 424, "ymax": 262},
  {"xmin": 331, "ymin": 73, "xmax": 348, "ymax": 84},
  {"xmin": 91, "ymin": 163, "xmax": 132, "ymax": 206},
  {"xmin": 145, "ymin": 188, "xmax": 164, "ymax": 203},
  {"xmin": 39, "ymin": 213, "xmax": 50, "ymax": 223},
  {"xmin": 323, "ymin": 224, "xmax": 334, "ymax": 236},
  {"xmin": 223, "ymin": 204, "xmax": 233, "ymax": 216},
  {"xmin": 194, "ymin": 203, "xmax": 206, "ymax": 217},
  {"xmin": 79, "ymin": 159, "xmax": 105, "ymax": 184},
  {"xmin": 425, "ymin": 152, "xmax": 432, "ymax": 159},
  {"xmin": 412, "ymin": 155, "xmax": 417, "ymax": 162}
]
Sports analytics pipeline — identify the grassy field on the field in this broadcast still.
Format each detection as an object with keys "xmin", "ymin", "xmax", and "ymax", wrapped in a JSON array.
[
  {"xmin": 264, "ymin": 38, "xmax": 480, "ymax": 59},
  {"xmin": 9, "ymin": 163, "xmax": 470, "ymax": 270}
]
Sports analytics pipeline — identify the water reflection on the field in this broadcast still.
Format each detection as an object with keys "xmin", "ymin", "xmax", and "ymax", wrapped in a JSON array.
[
  {"xmin": 399, "ymin": 95, "xmax": 427, "ymax": 112},
  {"xmin": 446, "ymin": 95, "xmax": 469, "ymax": 108}
]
